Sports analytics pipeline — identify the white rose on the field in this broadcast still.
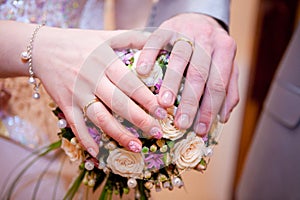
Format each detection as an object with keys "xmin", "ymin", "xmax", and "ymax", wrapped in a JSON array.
[
  {"xmin": 159, "ymin": 114, "xmax": 185, "ymax": 141},
  {"xmin": 172, "ymin": 132, "xmax": 205, "ymax": 170},
  {"xmin": 106, "ymin": 148, "xmax": 144, "ymax": 179},
  {"xmin": 131, "ymin": 51, "xmax": 163, "ymax": 87},
  {"xmin": 61, "ymin": 138, "xmax": 83, "ymax": 162}
]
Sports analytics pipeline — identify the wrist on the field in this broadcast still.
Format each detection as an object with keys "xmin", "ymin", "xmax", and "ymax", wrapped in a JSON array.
[{"xmin": 0, "ymin": 21, "xmax": 36, "ymax": 77}]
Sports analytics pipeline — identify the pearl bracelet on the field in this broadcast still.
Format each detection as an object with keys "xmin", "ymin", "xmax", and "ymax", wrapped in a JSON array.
[{"xmin": 21, "ymin": 23, "xmax": 45, "ymax": 99}]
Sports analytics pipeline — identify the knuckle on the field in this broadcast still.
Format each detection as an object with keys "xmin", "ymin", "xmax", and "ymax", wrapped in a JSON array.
[
  {"xmin": 221, "ymin": 36, "xmax": 237, "ymax": 52},
  {"xmin": 198, "ymin": 110, "xmax": 213, "ymax": 124},
  {"xmin": 146, "ymin": 34, "xmax": 165, "ymax": 49},
  {"xmin": 187, "ymin": 66, "xmax": 208, "ymax": 85},
  {"xmin": 201, "ymin": 25, "xmax": 214, "ymax": 37},
  {"xmin": 143, "ymin": 98, "xmax": 158, "ymax": 113},
  {"xmin": 111, "ymin": 97, "xmax": 127, "ymax": 113},
  {"xmin": 94, "ymin": 110, "xmax": 110, "ymax": 125},
  {"xmin": 209, "ymin": 80, "xmax": 226, "ymax": 95},
  {"xmin": 170, "ymin": 50, "xmax": 190, "ymax": 65},
  {"xmin": 133, "ymin": 115, "xmax": 152, "ymax": 130},
  {"xmin": 180, "ymin": 96, "xmax": 198, "ymax": 108},
  {"xmin": 113, "ymin": 130, "xmax": 127, "ymax": 144},
  {"xmin": 105, "ymin": 65, "xmax": 115, "ymax": 76}
]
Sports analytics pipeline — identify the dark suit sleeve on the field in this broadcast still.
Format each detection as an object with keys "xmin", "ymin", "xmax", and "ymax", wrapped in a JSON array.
[{"xmin": 148, "ymin": 0, "xmax": 230, "ymax": 30}]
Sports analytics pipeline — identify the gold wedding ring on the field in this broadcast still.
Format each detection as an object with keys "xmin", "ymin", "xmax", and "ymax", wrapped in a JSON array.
[
  {"xmin": 83, "ymin": 98, "xmax": 99, "ymax": 119},
  {"xmin": 173, "ymin": 37, "xmax": 194, "ymax": 50}
]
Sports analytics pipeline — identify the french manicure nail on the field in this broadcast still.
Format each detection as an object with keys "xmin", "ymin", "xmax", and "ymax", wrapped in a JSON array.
[
  {"xmin": 150, "ymin": 127, "xmax": 163, "ymax": 139},
  {"xmin": 162, "ymin": 91, "xmax": 173, "ymax": 105},
  {"xmin": 128, "ymin": 141, "xmax": 142, "ymax": 153},
  {"xmin": 154, "ymin": 107, "xmax": 167, "ymax": 119},
  {"xmin": 137, "ymin": 62, "xmax": 151, "ymax": 75},
  {"xmin": 177, "ymin": 114, "xmax": 190, "ymax": 129},
  {"xmin": 195, "ymin": 123, "xmax": 207, "ymax": 135}
]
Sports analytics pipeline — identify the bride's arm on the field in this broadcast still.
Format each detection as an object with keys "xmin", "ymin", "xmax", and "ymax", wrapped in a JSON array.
[{"xmin": 0, "ymin": 20, "xmax": 166, "ymax": 156}]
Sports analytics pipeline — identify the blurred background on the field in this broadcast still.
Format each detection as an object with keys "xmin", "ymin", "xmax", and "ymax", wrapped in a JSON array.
[
  {"xmin": 0, "ymin": 0, "xmax": 299, "ymax": 199},
  {"xmin": 153, "ymin": 0, "xmax": 300, "ymax": 199}
]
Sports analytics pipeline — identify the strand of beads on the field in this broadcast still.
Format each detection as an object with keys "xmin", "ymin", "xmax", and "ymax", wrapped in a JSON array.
[{"xmin": 21, "ymin": 23, "xmax": 45, "ymax": 99}]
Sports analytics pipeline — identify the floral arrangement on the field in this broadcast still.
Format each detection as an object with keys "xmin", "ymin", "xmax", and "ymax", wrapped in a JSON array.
[
  {"xmin": 52, "ymin": 49, "xmax": 222, "ymax": 200},
  {"xmin": 2, "ymin": 49, "xmax": 221, "ymax": 200}
]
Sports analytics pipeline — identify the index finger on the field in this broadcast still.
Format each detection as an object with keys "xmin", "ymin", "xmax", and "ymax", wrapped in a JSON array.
[{"xmin": 136, "ymin": 28, "xmax": 172, "ymax": 76}]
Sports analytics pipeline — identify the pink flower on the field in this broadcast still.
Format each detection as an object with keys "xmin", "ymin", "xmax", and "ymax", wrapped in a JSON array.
[
  {"xmin": 145, "ymin": 152, "xmax": 164, "ymax": 170},
  {"xmin": 154, "ymin": 78, "xmax": 163, "ymax": 94},
  {"xmin": 88, "ymin": 127, "xmax": 101, "ymax": 144}
]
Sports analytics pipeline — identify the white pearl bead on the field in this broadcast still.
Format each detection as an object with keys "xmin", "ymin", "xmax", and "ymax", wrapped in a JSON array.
[
  {"xmin": 21, "ymin": 51, "xmax": 29, "ymax": 60},
  {"xmin": 88, "ymin": 179, "xmax": 96, "ymax": 187},
  {"xmin": 70, "ymin": 137, "xmax": 77, "ymax": 145},
  {"xmin": 57, "ymin": 119, "xmax": 67, "ymax": 129},
  {"xmin": 127, "ymin": 178, "xmax": 137, "ymax": 188},
  {"xmin": 28, "ymin": 77, "xmax": 36, "ymax": 84},
  {"xmin": 98, "ymin": 160, "xmax": 106, "ymax": 169},
  {"xmin": 32, "ymin": 92, "xmax": 40, "ymax": 99},
  {"xmin": 172, "ymin": 177, "xmax": 182, "ymax": 188},
  {"xmin": 84, "ymin": 160, "xmax": 95, "ymax": 171}
]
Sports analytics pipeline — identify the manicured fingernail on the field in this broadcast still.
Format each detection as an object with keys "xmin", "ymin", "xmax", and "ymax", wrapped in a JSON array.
[
  {"xmin": 137, "ymin": 62, "xmax": 151, "ymax": 75},
  {"xmin": 87, "ymin": 147, "xmax": 97, "ymax": 157},
  {"xmin": 162, "ymin": 91, "xmax": 174, "ymax": 105},
  {"xmin": 154, "ymin": 107, "xmax": 167, "ymax": 119},
  {"xmin": 195, "ymin": 123, "xmax": 207, "ymax": 135},
  {"xmin": 150, "ymin": 127, "xmax": 163, "ymax": 139},
  {"xmin": 177, "ymin": 114, "xmax": 190, "ymax": 129},
  {"xmin": 128, "ymin": 141, "xmax": 142, "ymax": 153}
]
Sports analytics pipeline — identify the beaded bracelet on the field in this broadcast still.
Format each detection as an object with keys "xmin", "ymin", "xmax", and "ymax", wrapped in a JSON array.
[{"xmin": 21, "ymin": 23, "xmax": 45, "ymax": 99}]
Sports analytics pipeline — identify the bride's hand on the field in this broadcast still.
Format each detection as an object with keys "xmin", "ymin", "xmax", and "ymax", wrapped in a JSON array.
[
  {"xmin": 34, "ymin": 28, "xmax": 166, "ymax": 157},
  {"xmin": 136, "ymin": 13, "xmax": 239, "ymax": 136}
]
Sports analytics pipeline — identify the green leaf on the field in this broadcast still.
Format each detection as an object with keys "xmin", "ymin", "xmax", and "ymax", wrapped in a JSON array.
[
  {"xmin": 137, "ymin": 180, "xmax": 149, "ymax": 200},
  {"xmin": 166, "ymin": 141, "xmax": 175, "ymax": 149}
]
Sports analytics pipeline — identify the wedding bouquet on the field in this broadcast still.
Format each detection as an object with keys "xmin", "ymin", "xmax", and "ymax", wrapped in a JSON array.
[
  {"xmin": 54, "ymin": 49, "xmax": 222, "ymax": 199},
  {"xmin": 3, "ymin": 49, "xmax": 222, "ymax": 200}
]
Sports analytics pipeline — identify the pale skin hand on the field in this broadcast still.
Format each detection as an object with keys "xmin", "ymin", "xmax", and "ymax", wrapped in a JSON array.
[
  {"xmin": 137, "ymin": 13, "xmax": 239, "ymax": 136},
  {"xmin": 0, "ymin": 20, "xmax": 167, "ymax": 156}
]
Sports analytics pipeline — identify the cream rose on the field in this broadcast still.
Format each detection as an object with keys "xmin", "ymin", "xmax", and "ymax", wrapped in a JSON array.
[
  {"xmin": 131, "ymin": 51, "xmax": 163, "ymax": 87},
  {"xmin": 106, "ymin": 149, "xmax": 144, "ymax": 178},
  {"xmin": 172, "ymin": 132, "xmax": 205, "ymax": 170},
  {"xmin": 159, "ymin": 114, "xmax": 186, "ymax": 141},
  {"xmin": 61, "ymin": 138, "xmax": 83, "ymax": 162}
]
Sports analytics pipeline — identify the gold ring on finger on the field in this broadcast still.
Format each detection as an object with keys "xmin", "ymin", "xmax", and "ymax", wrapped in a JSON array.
[
  {"xmin": 83, "ymin": 97, "xmax": 99, "ymax": 120},
  {"xmin": 173, "ymin": 37, "xmax": 194, "ymax": 50}
]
